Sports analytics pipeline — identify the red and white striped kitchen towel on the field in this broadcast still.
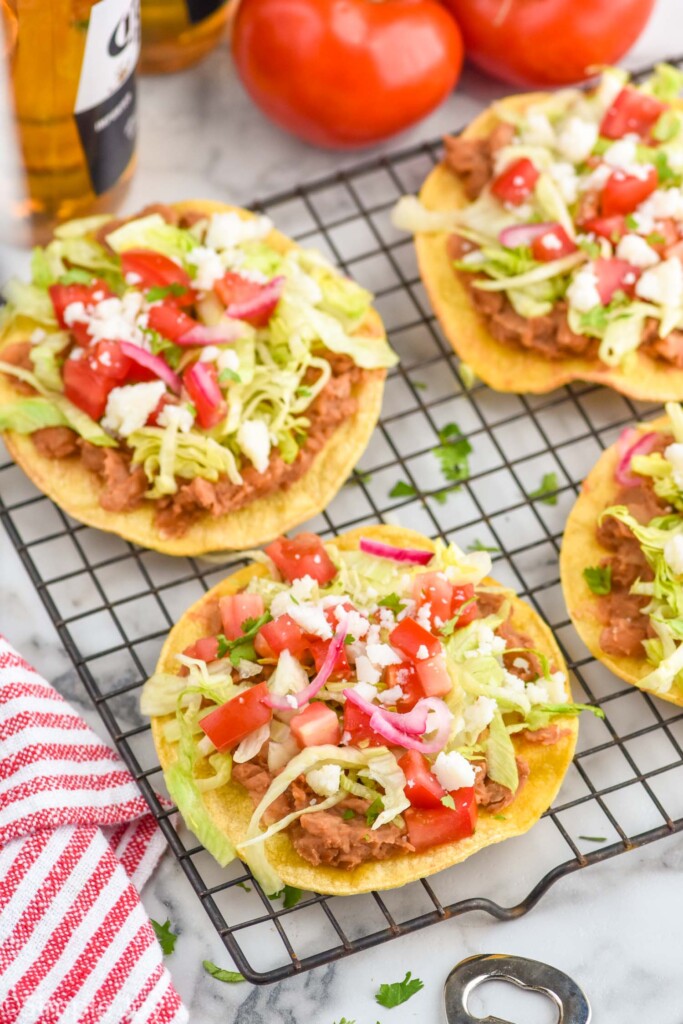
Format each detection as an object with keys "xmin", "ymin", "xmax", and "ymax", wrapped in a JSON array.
[{"xmin": 0, "ymin": 637, "xmax": 188, "ymax": 1024}]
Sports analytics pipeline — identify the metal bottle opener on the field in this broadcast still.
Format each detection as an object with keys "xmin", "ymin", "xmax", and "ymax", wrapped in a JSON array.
[{"xmin": 444, "ymin": 953, "xmax": 592, "ymax": 1024}]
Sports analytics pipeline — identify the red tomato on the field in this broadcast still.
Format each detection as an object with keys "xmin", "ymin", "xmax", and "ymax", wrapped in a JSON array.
[
  {"xmin": 450, "ymin": 584, "xmax": 478, "ymax": 628},
  {"xmin": 601, "ymin": 167, "xmax": 658, "ymax": 216},
  {"xmin": 147, "ymin": 394, "xmax": 178, "ymax": 427},
  {"xmin": 399, "ymin": 751, "xmax": 446, "ymax": 809},
  {"xmin": 583, "ymin": 215, "xmax": 628, "ymax": 242},
  {"xmin": 414, "ymin": 654, "xmax": 451, "ymax": 698},
  {"xmin": 291, "ymin": 702, "xmax": 341, "ymax": 747},
  {"xmin": 441, "ymin": 0, "xmax": 655, "ymax": 87},
  {"xmin": 199, "ymin": 682, "xmax": 272, "ymax": 751},
  {"xmin": 389, "ymin": 617, "xmax": 441, "ymax": 661},
  {"xmin": 342, "ymin": 701, "xmax": 385, "ymax": 748},
  {"xmin": 231, "ymin": 0, "xmax": 463, "ymax": 149},
  {"xmin": 62, "ymin": 356, "xmax": 115, "ymax": 420},
  {"xmin": 404, "ymin": 788, "xmax": 477, "ymax": 851},
  {"xmin": 86, "ymin": 340, "xmax": 132, "ymax": 382},
  {"xmin": 257, "ymin": 614, "xmax": 308, "ymax": 659},
  {"xmin": 413, "ymin": 572, "xmax": 453, "ymax": 628},
  {"xmin": 386, "ymin": 664, "xmax": 425, "ymax": 712},
  {"xmin": 182, "ymin": 361, "xmax": 227, "ymax": 430},
  {"xmin": 531, "ymin": 225, "xmax": 578, "ymax": 262},
  {"xmin": 593, "ymin": 258, "xmax": 640, "ymax": 305},
  {"xmin": 265, "ymin": 533, "xmax": 337, "ymax": 585},
  {"xmin": 121, "ymin": 250, "xmax": 193, "ymax": 306},
  {"xmin": 147, "ymin": 304, "xmax": 199, "ymax": 342},
  {"xmin": 218, "ymin": 593, "xmax": 265, "ymax": 641},
  {"xmin": 49, "ymin": 280, "xmax": 112, "ymax": 346},
  {"xmin": 183, "ymin": 636, "xmax": 220, "ymax": 662},
  {"xmin": 309, "ymin": 638, "xmax": 352, "ymax": 680},
  {"xmin": 491, "ymin": 158, "xmax": 539, "ymax": 206},
  {"xmin": 600, "ymin": 86, "xmax": 668, "ymax": 140},
  {"xmin": 214, "ymin": 273, "xmax": 282, "ymax": 327}
]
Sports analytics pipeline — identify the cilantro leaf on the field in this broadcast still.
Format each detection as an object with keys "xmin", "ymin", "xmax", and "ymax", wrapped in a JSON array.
[
  {"xmin": 467, "ymin": 539, "xmax": 500, "ymax": 553},
  {"xmin": 366, "ymin": 796, "xmax": 383, "ymax": 827},
  {"xmin": 529, "ymin": 471, "xmax": 559, "ymax": 505},
  {"xmin": 583, "ymin": 565, "xmax": 612, "ymax": 595},
  {"xmin": 151, "ymin": 918, "xmax": 178, "ymax": 956},
  {"xmin": 345, "ymin": 469, "xmax": 373, "ymax": 487},
  {"xmin": 646, "ymin": 231, "xmax": 666, "ymax": 246},
  {"xmin": 389, "ymin": 480, "xmax": 417, "ymax": 499},
  {"xmin": 146, "ymin": 328, "xmax": 184, "ymax": 369},
  {"xmin": 441, "ymin": 794, "xmax": 455, "ymax": 810},
  {"xmin": 342, "ymin": 809, "xmax": 355, "ymax": 820},
  {"xmin": 333, "ymin": 1018, "xmax": 356, "ymax": 1024},
  {"xmin": 203, "ymin": 960, "xmax": 245, "ymax": 984},
  {"xmin": 146, "ymin": 282, "xmax": 188, "ymax": 302},
  {"xmin": 494, "ymin": 813, "xmax": 507, "ymax": 821},
  {"xmin": 296, "ymin": 385, "xmax": 313, "ymax": 398},
  {"xmin": 440, "ymin": 598, "xmax": 476, "ymax": 637},
  {"xmin": 378, "ymin": 593, "xmax": 406, "ymax": 615},
  {"xmin": 412, "ymin": 380, "xmax": 427, "ymax": 390},
  {"xmin": 432, "ymin": 423, "xmax": 472, "ymax": 485},
  {"xmin": 216, "ymin": 612, "xmax": 272, "ymax": 666},
  {"xmin": 219, "ymin": 368, "xmax": 241, "ymax": 384},
  {"xmin": 235, "ymin": 880, "xmax": 252, "ymax": 892},
  {"xmin": 579, "ymin": 835, "xmax": 607, "ymax": 843},
  {"xmin": 625, "ymin": 213, "xmax": 639, "ymax": 230},
  {"xmin": 283, "ymin": 885, "xmax": 303, "ymax": 908},
  {"xmin": 375, "ymin": 971, "xmax": 425, "ymax": 1008}
]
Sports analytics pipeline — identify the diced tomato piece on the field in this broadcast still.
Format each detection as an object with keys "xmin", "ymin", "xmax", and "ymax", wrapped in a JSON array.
[
  {"xmin": 49, "ymin": 280, "xmax": 113, "ymax": 346},
  {"xmin": 183, "ymin": 635, "xmax": 220, "ymax": 662},
  {"xmin": 342, "ymin": 701, "xmax": 385, "ymax": 748},
  {"xmin": 214, "ymin": 272, "xmax": 281, "ymax": 326},
  {"xmin": 583, "ymin": 215, "xmax": 628, "ymax": 242},
  {"xmin": 666, "ymin": 239, "xmax": 683, "ymax": 261},
  {"xmin": 531, "ymin": 224, "xmax": 578, "ymax": 262},
  {"xmin": 62, "ymin": 355, "xmax": 115, "ymax": 420},
  {"xmin": 147, "ymin": 303, "xmax": 199, "ymax": 341},
  {"xmin": 323, "ymin": 601, "xmax": 356, "ymax": 630},
  {"xmin": 652, "ymin": 218, "xmax": 681, "ymax": 256},
  {"xmin": 414, "ymin": 654, "xmax": 451, "ymax": 698},
  {"xmin": 450, "ymin": 584, "xmax": 478, "ymax": 628},
  {"xmin": 404, "ymin": 788, "xmax": 477, "ymax": 851},
  {"xmin": 600, "ymin": 86, "xmax": 668, "ymax": 141},
  {"xmin": 399, "ymin": 750, "xmax": 446, "ymax": 809},
  {"xmin": 413, "ymin": 572, "xmax": 453, "ymax": 628},
  {"xmin": 386, "ymin": 663, "xmax": 425, "ymax": 713},
  {"xmin": 309, "ymin": 637, "xmax": 352, "ymax": 680},
  {"xmin": 146, "ymin": 394, "xmax": 178, "ymax": 426},
  {"xmin": 389, "ymin": 617, "xmax": 441, "ymax": 661},
  {"xmin": 121, "ymin": 249, "xmax": 193, "ymax": 306},
  {"xmin": 85, "ymin": 340, "xmax": 132, "ymax": 382},
  {"xmin": 593, "ymin": 257, "xmax": 640, "ymax": 304},
  {"xmin": 491, "ymin": 158, "xmax": 539, "ymax": 206},
  {"xmin": 199, "ymin": 682, "xmax": 272, "ymax": 751},
  {"xmin": 601, "ymin": 167, "xmax": 658, "ymax": 216},
  {"xmin": 257, "ymin": 614, "xmax": 308, "ymax": 659},
  {"xmin": 265, "ymin": 533, "xmax": 337, "ymax": 585},
  {"xmin": 183, "ymin": 361, "xmax": 227, "ymax": 430},
  {"xmin": 218, "ymin": 593, "xmax": 265, "ymax": 641},
  {"xmin": 291, "ymin": 702, "xmax": 340, "ymax": 748}
]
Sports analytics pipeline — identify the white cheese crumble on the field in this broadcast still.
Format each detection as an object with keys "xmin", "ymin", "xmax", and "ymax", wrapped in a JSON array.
[
  {"xmin": 615, "ymin": 234, "xmax": 660, "ymax": 269},
  {"xmin": 520, "ymin": 110, "xmax": 556, "ymax": 148},
  {"xmin": 355, "ymin": 656, "xmax": 381, "ymax": 686},
  {"xmin": 556, "ymin": 116, "xmax": 598, "ymax": 165},
  {"xmin": 290, "ymin": 575, "xmax": 319, "ymax": 603},
  {"xmin": 566, "ymin": 265, "xmax": 602, "ymax": 312},
  {"xmin": 415, "ymin": 602, "xmax": 432, "ymax": 632},
  {"xmin": 433, "ymin": 751, "xmax": 476, "ymax": 791},
  {"xmin": 377, "ymin": 685, "xmax": 404, "ymax": 706},
  {"xmin": 664, "ymin": 443, "xmax": 683, "ymax": 489},
  {"xmin": 463, "ymin": 696, "xmax": 497, "ymax": 738},
  {"xmin": 635, "ymin": 258, "xmax": 683, "ymax": 307},
  {"xmin": 237, "ymin": 419, "xmax": 271, "ymax": 474},
  {"xmin": 336, "ymin": 607, "xmax": 370, "ymax": 640},
  {"xmin": 415, "ymin": 644, "xmax": 429, "ymax": 661},
  {"xmin": 603, "ymin": 137, "xmax": 639, "ymax": 170},
  {"xmin": 101, "ymin": 381, "xmax": 166, "ymax": 437},
  {"xmin": 199, "ymin": 344, "xmax": 221, "ymax": 363},
  {"xmin": 286, "ymin": 604, "xmax": 332, "ymax": 640},
  {"xmin": 352, "ymin": 680, "xmax": 379, "ymax": 703},
  {"xmin": 549, "ymin": 161, "xmax": 579, "ymax": 204},
  {"xmin": 186, "ymin": 246, "xmax": 225, "ymax": 292},
  {"xmin": 306, "ymin": 764, "xmax": 341, "ymax": 798},
  {"xmin": 664, "ymin": 534, "xmax": 683, "ymax": 576},
  {"xmin": 216, "ymin": 348, "xmax": 240, "ymax": 374},
  {"xmin": 637, "ymin": 187, "xmax": 683, "ymax": 223},
  {"xmin": 157, "ymin": 403, "xmax": 195, "ymax": 433},
  {"xmin": 365, "ymin": 643, "xmax": 402, "ymax": 668},
  {"xmin": 205, "ymin": 211, "xmax": 273, "ymax": 251}
]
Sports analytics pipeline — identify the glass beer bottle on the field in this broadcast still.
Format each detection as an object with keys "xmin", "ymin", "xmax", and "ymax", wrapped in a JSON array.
[
  {"xmin": 8, "ymin": 0, "xmax": 140, "ymax": 230},
  {"xmin": 139, "ymin": 0, "xmax": 231, "ymax": 74}
]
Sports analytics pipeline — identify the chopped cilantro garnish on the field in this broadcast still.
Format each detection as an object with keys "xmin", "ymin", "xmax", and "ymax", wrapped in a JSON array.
[
  {"xmin": 389, "ymin": 480, "xmax": 417, "ymax": 499},
  {"xmin": 583, "ymin": 565, "xmax": 612, "ymax": 595},
  {"xmin": 296, "ymin": 385, "xmax": 313, "ymax": 398},
  {"xmin": 653, "ymin": 149, "xmax": 678, "ymax": 184},
  {"xmin": 494, "ymin": 814, "xmax": 507, "ymax": 821},
  {"xmin": 529, "ymin": 471, "xmax": 559, "ymax": 505},
  {"xmin": 441, "ymin": 794, "xmax": 456, "ymax": 810},
  {"xmin": 146, "ymin": 329, "xmax": 184, "ymax": 369},
  {"xmin": 58, "ymin": 268, "xmax": 94, "ymax": 285},
  {"xmin": 366, "ymin": 796, "xmax": 383, "ymax": 826},
  {"xmin": 579, "ymin": 306, "xmax": 609, "ymax": 335},
  {"xmin": 378, "ymin": 593, "xmax": 406, "ymax": 615},
  {"xmin": 283, "ymin": 885, "xmax": 303, "ymax": 908},
  {"xmin": 375, "ymin": 971, "xmax": 425, "ymax": 1008},
  {"xmin": 342, "ymin": 809, "xmax": 355, "ymax": 820},
  {"xmin": 433, "ymin": 423, "xmax": 472, "ymax": 485},
  {"xmin": 202, "ymin": 960, "xmax": 245, "ymax": 984},
  {"xmin": 146, "ymin": 282, "xmax": 188, "ymax": 302},
  {"xmin": 235, "ymin": 880, "xmax": 252, "ymax": 892},
  {"xmin": 468, "ymin": 539, "xmax": 500, "ymax": 553},
  {"xmin": 577, "ymin": 238, "xmax": 601, "ymax": 259},
  {"xmin": 333, "ymin": 1018, "xmax": 356, "ymax": 1024},
  {"xmin": 431, "ymin": 487, "xmax": 454, "ymax": 505},
  {"xmin": 412, "ymin": 380, "xmax": 427, "ymax": 390},
  {"xmin": 345, "ymin": 469, "xmax": 373, "ymax": 487},
  {"xmin": 579, "ymin": 835, "xmax": 607, "ymax": 843},
  {"xmin": 344, "ymin": 634, "xmax": 356, "ymax": 645},
  {"xmin": 151, "ymin": 918, "xmax": 178, "ymax": 956},
  {"xmin": 440, "ymin": 598, "xmax": 476, "ymax": 637},
  {"xmin": 219, "ymin": 368, "xmax": 241, "ymax": 384},
  {"xmin": 625, "ymin": 213, "xmax": 639, "ymax": 230},
  {"xmin": 646, "ymin": 231, "xmax": 666, "ymax": 246},
  {"xmin": 216, "ymin": 612, "xmax": 272, "ymax": 666}
]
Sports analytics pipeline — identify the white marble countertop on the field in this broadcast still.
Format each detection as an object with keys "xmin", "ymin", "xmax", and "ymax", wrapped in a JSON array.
[{"xmin": 2, "ymin": 3, "xmax": 683, "ymax": 1021}]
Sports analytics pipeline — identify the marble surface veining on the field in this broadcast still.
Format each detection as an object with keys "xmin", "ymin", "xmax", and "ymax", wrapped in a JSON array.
[{"xmin": 2, "ymin": 3, "xmax": 683, "ymax": 1020}]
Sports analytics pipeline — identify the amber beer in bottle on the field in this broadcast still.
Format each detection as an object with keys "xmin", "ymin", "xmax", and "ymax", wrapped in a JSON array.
[
  {"xmin": 139, "ymin": 0, "xmax": 231, "ymax": 73},
  {"xmin": 8, "ymin": 0, "xmax": 140, "ymax": 227}
]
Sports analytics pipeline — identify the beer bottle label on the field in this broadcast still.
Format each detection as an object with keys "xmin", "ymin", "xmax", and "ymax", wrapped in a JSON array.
[
  {"xmin": 74, "ymin": 0, "xmax": 140, "ymax": 196},
  {"xmin": 185, "ymin": 0, "xmax": 226, "ymax": 25}
]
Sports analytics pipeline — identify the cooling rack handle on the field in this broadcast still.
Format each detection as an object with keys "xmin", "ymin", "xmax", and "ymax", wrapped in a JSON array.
[{"xmin": 443, "ymin": 953, "xmax": 591, "ymax": 1024}]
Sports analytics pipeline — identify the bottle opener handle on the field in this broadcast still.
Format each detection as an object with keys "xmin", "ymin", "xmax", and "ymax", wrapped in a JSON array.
[{"xmin": 444, "ymin": 953, "xmax": 591, "ymax": 1024}]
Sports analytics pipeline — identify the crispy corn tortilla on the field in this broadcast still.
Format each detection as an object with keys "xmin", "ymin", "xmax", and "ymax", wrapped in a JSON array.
[
  {"xmin": 561, "ymin": 415, "xmax": 683, "ymax": 707},
  {"xmin": 416, "ymin": 94, "xmax": 683, "ymax": 400},
  {"xmin": 152, "ymin": 524, "xmax": 578, "ymax": 895},
  {"xmin": 0, "ymin": 200, "xmax": 388, "ymax": 556}
]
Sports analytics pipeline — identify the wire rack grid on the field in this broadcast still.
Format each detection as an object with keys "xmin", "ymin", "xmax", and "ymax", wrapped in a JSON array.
[{"xmin": 3, "ymin": 73, "xmax": 683, "ymax": 983}]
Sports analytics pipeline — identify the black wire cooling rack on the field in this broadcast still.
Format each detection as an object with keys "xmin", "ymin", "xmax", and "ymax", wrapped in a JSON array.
[{"xmin": 3, "ymin": 63, "xmax": 683, "ymax": 982}]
